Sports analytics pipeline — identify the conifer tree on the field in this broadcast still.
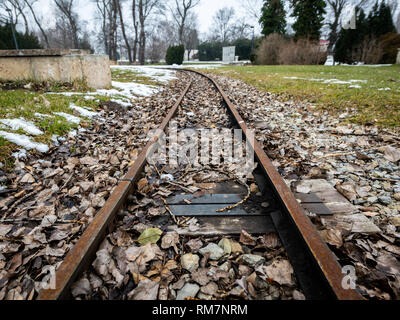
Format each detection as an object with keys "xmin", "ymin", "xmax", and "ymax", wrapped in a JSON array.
[
  {"xmin": 259, "ymin": 0, "xmax": 286, "ymax": 37},
  {"xmin": 291, "ymin": 0, "xmax": 326, "ymax": 41}
]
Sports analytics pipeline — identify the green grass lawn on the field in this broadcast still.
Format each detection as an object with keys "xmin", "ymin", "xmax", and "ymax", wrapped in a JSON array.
[
  {"xmin": 0, "ymin": 69, "xmax": 164, "ymax": 170},
  {"xmin": 203, "ymin": 64, "xmax": 400, "ymax": 128},
  {"xmin": 111, "ymin": 68, "xmax": 162, "ymax": 86}
]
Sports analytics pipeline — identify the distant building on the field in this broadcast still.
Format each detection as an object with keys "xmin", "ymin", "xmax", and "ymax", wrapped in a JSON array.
[
  {"xmin": 223, "ymin": 46, "xmax": 235, "ymax": 63},
  {"xmin": 319, "ymin": 40, "xmax": 329, "ymax": 52},
  {"xmin": 184, "ymin": 50, "xmax": 199, "ymax": 62}
]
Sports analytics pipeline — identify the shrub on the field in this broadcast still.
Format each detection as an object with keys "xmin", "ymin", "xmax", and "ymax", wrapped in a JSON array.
[
  {"xmin": 379, "ymin": 33, "xmax": 400, "ymax": 64},
  {"xmin": 255, "ymin": 33, "xmax": 327, "ymax": 65},
  {"xmin": 350, "ymin": 36, "xmax": 383, "ymax": 64},
  {"xmin": 166, "ymin": 44, "xmax": 185, "ymax": 65}
]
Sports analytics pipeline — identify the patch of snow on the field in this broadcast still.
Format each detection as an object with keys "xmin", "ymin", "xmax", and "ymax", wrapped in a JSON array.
[
  {"xmin": 0, "ymin": 118, "xmax": 43, "ymax": 135},
  {"xmin": 349, "ymin": 84, "xmax": 362, "ymax": 89},
  {"xmin": 69, "ymin": 103, "xmax": 98, "ymax": 118},
  {"xmin": 111, "ymin": 66, "xmax": 177, "ymax": 83},
  {"xmin": 0, "ymin": 185, "xmax": 5, "ymax": 191},
  {"xmin": 0, "ymin": 131, "xmax": 49, "ymax": 153},
  {"xmin": 69, "ymin": 130, "xmax": 77, "ymax": 137},
  {"xmin": 378, "ymin": 88, "xmax": 391, "ymax": 91},
  {"xmin": 340, "ymin": 63, "xmax": 392, "ymax": 68},
  {"xmin": 161, "ymin": 64, "xmax": 223, "ymax": 70},
  {"xmin": 51, "ymin": 135, "xmax": 60, "ymax": 146},
  {"xmin": 111, "ymin": 81, "xmax": 160, "ymax": 97},
  {"xmin": 283, "ymin": 76, "xmax": 367, "ymax": 85},
  {"xmin": 54, "ymin": 112, "xmax": 82, "ymax": 124},
  {"xmin": 12, "ymin": 149, "xmax": 27, "ymax": 159},
  {"xmin": 34, "ymin": 113, "xmax": 52, "ymax": 119},
  {"xmin": 110, "ymin": 99, "xmax": 132, "ymax": 107}
]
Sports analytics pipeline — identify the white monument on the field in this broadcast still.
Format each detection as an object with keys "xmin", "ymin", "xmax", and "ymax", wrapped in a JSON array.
[
  {"xmin": 223, "ymin": 46, "xmax": 235, "ymax": 63},
  {"xmin": 325, "ymin": 55, "xmax": 335, "ymax": 66}
]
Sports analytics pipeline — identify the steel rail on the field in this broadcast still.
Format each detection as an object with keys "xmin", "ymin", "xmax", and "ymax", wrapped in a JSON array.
[
  {"xmin": 186, "ymin": 69, "xmax": 362, "ymax": 300},
  {"xmin": 37, "ymin": 80, "xmax": 193, "ymax": 300},
  {"xmin": 37, "ymin": 69, "xmax": 363, "ymax": 300}
]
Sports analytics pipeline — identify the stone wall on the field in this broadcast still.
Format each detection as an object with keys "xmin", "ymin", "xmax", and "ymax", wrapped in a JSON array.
[{"xmin": 0, "ymin": 50, "xmax": 111, "ymax": 89}]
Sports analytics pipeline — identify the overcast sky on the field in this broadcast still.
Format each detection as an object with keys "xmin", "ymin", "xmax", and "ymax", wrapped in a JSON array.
[{"xmin": 28, "ymin": 0, "xmax": 260, "ymax": 37}]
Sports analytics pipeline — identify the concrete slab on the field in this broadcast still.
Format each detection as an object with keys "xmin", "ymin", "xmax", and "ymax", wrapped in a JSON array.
[
  {"xmin": 0, "ymin": 52, "xmax": 111, "ymax": 89},
  {"xmin": 0, "ymin": 49, "xmax": 91, "ymax": 57}
]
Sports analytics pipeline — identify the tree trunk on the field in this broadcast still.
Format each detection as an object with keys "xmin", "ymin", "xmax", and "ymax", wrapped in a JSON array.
[
  {"xmin": 138, "ymin": 0, "xmax": 145, "ymax": 65},
  {"xmin": 132, "ymin": 0, "xmax": 138, "ymax": 63},
  {"xmin": 108, "ymin": 0, "xmax": 118, "ymax": 61},
  {"xmin": 24, "ymin": 0, "xmax": 49, "ymax": 47},
  {"xmin": 117, "ymin": 0, "xmax": 132, "ymax": 63}
]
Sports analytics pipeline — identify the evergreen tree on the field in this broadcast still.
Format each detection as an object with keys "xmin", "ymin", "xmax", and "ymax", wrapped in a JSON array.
[
  {"xmin": 334, "ymin": 8, "xmax": 367, "ymax": 63},
  {"xmin": 259, "ymin": 0, "xmax": 286, "ymax": 37},
  {"xmin": 335, "ymin": 2, "xmax": 397, "ymax": 64},
  {"xmin": 367, "ymin": 1, "xmax": 396, "ymax": 38},
  {"xmin": 0, "ymin": 24, "xmax": 41, "ymax": 50},
  {"xmin": 291, "ymin": 0, "xmax": 326, "ymax": 41},
  {"xmin": 166, "ymin": 45, "xmax": 185, "ymax": 65}
]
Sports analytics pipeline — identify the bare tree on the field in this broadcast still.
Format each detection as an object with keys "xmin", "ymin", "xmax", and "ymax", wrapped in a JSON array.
[
  {"xmin": 230, "ymin": 17, "xmax": 253, "ymax": 41},
  {"xmin": 326, "ymin": 0, "xmax": 347, "ymax": 52},
  {"xmin": 23, "ymin": 0, "xmax": 49, "ymax": 47},
  {"xmin": 324, "ymin": 0, "xmax": 371, "ymax": 52},
  {"xmin": 93, "ymin": 0, "xmax": 111, "ymax": 54},
  {"xmin": 3, "ymin": 0, "xmax": 30, "ymax": 34},
  {"xmin": 132, "ymin": 0, "xmax": 139, "ymax": 62},
  {"xmin": 170, "ymin": 0, "xmax": 200, "ymax": 44},
  {"xmin": 387, "ymin": 0, "xmax": 400, "ymax": 31},
  {"xmin": 210, "ymin": 7, "xmax": 235, "ymax": 45},
  {"xmin": 54, "ymin": 0, "xmax": 80, "ymax": 49},
  {"xmin": 181, "ymin": 14, "xmax": 198, "ymax": 60},
  {"xmin": 117, "ymin": 0, "xmax": 133, "ymax": 62},
  {"xmin": 240, "ymin": 0, "xmax": 263, "ymax": 20},
  {"xmin": 138, "ymin": 0, "xmax": 164, "ymax": 65},
  {"xmin": 108, "ymin": 0, "xmax": 118, "ymax": 60},
  {"xmin": 0, "ymin": 1, "xmax": 21, "ymax": 29}
]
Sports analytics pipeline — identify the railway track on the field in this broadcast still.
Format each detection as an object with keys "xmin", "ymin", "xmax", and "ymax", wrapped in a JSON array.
[{"xmin": 37, "ymin": 69, "xmax": 363, "ymax": 301}]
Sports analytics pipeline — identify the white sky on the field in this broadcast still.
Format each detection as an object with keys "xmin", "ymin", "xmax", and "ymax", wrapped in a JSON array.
[
  {"xmin": 196, "ymin": 0, "xmax": 258, "ymax": 34},
  {"xmin": 28, "ymin": 0, "xmax": 259, "ymax": 37}
]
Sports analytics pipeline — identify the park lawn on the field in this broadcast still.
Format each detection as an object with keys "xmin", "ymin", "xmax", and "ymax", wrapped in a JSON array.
[
  {"xmin": 0, "ymin": 80, "xmax": 104, "ymax": 170},
  {"xmin": 111, "ymin": 67, "xmax": 169, "ymax": 86},
  {"xmin": 203, "ymin": 64, "xmax": 400, "ymax": 128}
]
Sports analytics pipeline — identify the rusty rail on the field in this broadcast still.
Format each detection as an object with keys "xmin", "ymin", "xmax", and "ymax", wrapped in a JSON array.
[
  {"xmin": 38, "ymin": 69, "xmax": 362, "ymax": 300},
  {"xmin": 37, "ymin": 80, "xmax": 192, "ymax": 300},
  {"xmin": 190, "ymin": 69, "xmax": 362, "ymax": 300}
]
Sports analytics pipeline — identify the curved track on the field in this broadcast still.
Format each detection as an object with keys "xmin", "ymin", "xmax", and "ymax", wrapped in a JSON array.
[{"xmin": 38, "ymin": 69, "xmax": 362, "ymax": 300}]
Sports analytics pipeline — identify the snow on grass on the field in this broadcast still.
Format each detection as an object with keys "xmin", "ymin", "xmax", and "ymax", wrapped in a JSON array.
[
  {"xmin": 110, "ymin": 99, "xmax": 132, "ymax": 107},
  {"xmin": 283, "ymin": 76, "xmax": 367, "ymax": 85},
  {"xmin": 34, "ymin": 113, "xmax": 52, "ymax": 119},
  {"xmin": 0, "ymin": 118, "xmax": 44, "ymax": 136},
  {"xmin": 349, "ymin": 84, "xmax": 362, "ymax": 89},
  {"xmin": 12, "ymin": 149, "xmax": 27, "ymax": 159},
  {"xmin": 54, "ymin": 112, "xmax": 82, "ymax": 124},
  {"xmin": 110, "ymin": 81, "xmax": 160, "ymax": 97},
  {"xmin": 48, "ymin": 82, "xmax": 159, "ymax": 100},
  {"xmin": 378, "ymin": 88, "xmax": 391, "ymax": 91},
  {"xmin": 0, "ymin": 131, "xmax": 49, "ymax": 153},
  {"xmin": 69, "ymin": 103, "xmax": 98, "ymax": 118},
  {"xmin": 164, "ymin": 64, "xmax": 223, "ymax": 70},
  {"xmin": 111, "ymin": 66, "xmax": 177, "ymax": 83}
]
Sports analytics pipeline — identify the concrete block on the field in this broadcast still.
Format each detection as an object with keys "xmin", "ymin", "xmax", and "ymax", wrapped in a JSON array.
[{"xmin": 0, "ymin": 51, "xmax": 111, "ymax": 89}]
